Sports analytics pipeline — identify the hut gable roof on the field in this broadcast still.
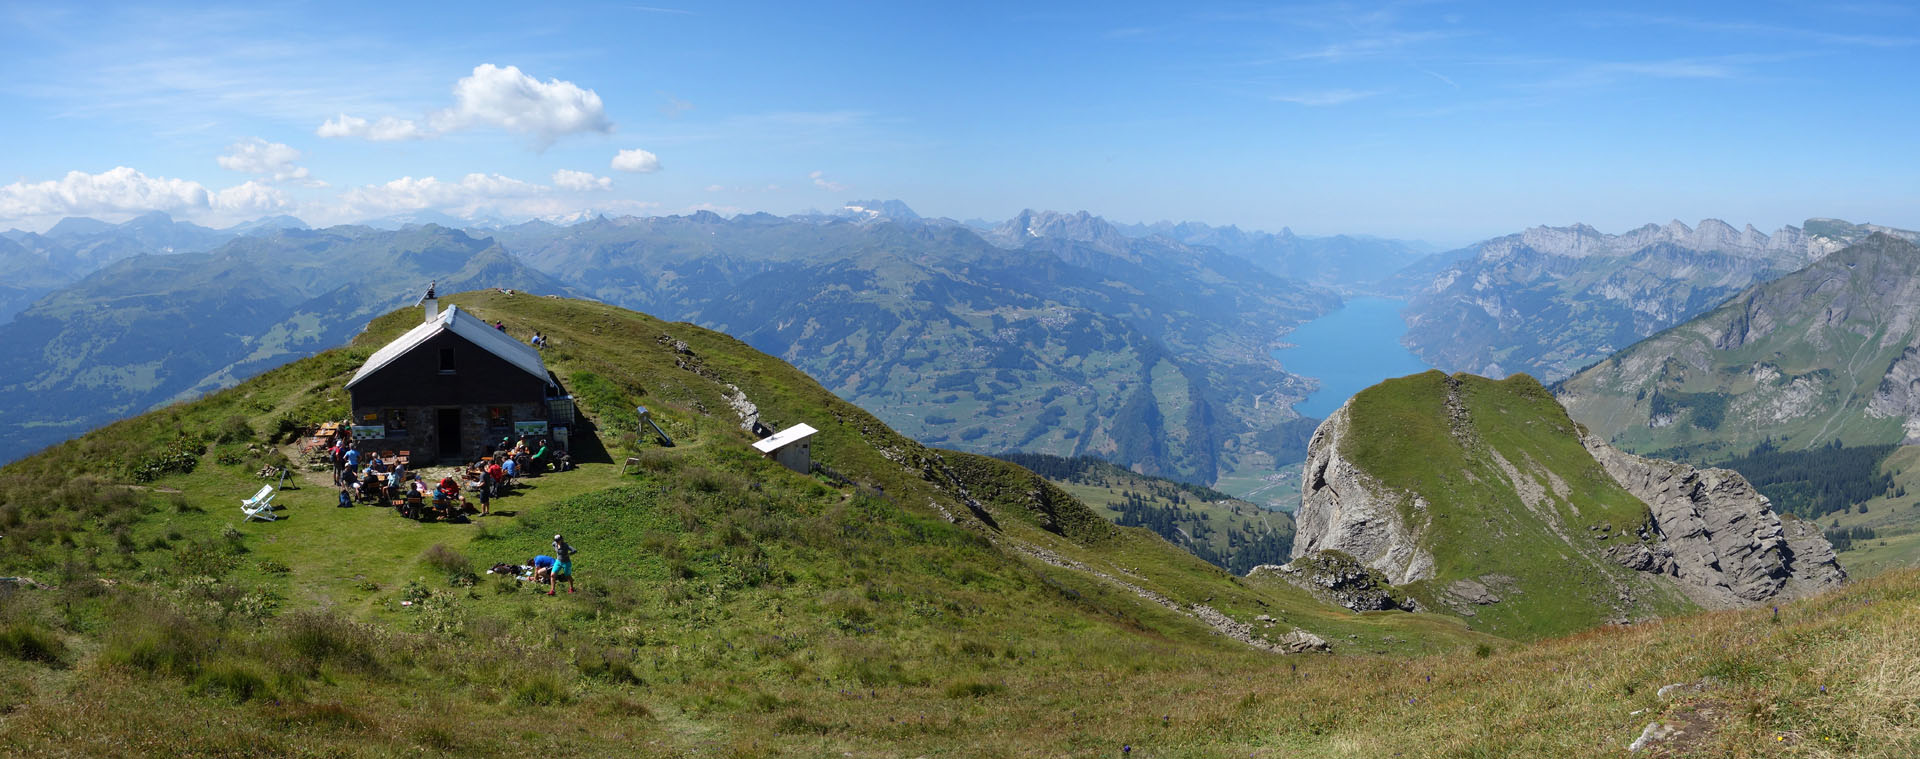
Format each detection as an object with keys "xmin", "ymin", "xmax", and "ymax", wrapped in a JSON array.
[
  {"xmin": 751, "ymin": 423, "xmax": 818, "ymax": 453},
  {"xmin": 347, "ymin": 305, "xmax": 550, "ymax": 389}
]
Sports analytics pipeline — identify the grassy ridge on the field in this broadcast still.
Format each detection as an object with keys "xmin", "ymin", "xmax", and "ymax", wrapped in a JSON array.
[{"xmin": 1339, "ymin": 371, "xmax": 1692, "ymax": 638}]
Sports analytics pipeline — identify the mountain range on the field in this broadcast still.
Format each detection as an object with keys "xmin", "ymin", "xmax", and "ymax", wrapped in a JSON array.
[
  {"xmin": 1395, "ymin": 217, "xmax": 1915, "ymax": 381},
  {"xmin": 1558, "ymin": 233, "xmax": 1920, "ymax": 459}
]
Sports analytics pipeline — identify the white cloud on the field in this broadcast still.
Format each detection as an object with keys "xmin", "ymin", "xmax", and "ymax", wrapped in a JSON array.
[
  {"xmin": 704, "ymin": 184, "xmax": 724, "ymax": 192},
  {"xmin": 319, "ymin": 172, "xmax": 663, "ymax": 226},
  {"xmin": 339, "ymin": 173, "xmax": 547, "ymax": 216},
  {"xmin": 0, "ymin": 166, "xmax": 209, "ymax": 219},
  {"xmin": 0, "ymin": 166, "xmax": 292, "ymax": 229},
  {"xmin": 317, "ymin": 64, "xmax": 611, "ymax": 147},
  {"xmin": 217, "ymin": 138, "xmax": 323, "ymax": 185},
  {"xmin": 437, "ymin": 64, "xmax": 612, "ymax": 142},
  {"xmin": 611, "ymin": 148, "xmax": 662, "ymax": 173},
  {"xmin": 809, "ymin": 170, "xmax": 847, "ymax": 192},
  {"xmin": 552, "ymin": 169, "xmax": 612, "ymax": 191},
  {"xmin": 316, "ymin": 113, "xmax": 428, "ymax": 141},
  {"xmin": 212, "ymin": 180, "xmax": 291, "ymax": 214}
]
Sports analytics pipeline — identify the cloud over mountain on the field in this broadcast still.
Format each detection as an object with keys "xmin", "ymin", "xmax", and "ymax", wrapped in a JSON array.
[
  {"xmin": 0, "ymin": 167, "xmax": 285, "ymax": 226},
  {"xmin": 611, "ymin": 148, "xmax": 662, "ymax": 173},
  {"xmin": 552, "ymin": 169, "xmax": 612, "ymax": 191},
  {"xmin": 317, "ymin": 64, "xmax": 612, "ymax": 147},
  {"xmin": 216, "ymin": 138, "xmax": 323, "ymax": 185}
]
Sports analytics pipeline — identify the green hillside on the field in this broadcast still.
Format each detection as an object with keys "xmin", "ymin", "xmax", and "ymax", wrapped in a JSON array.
[
  {"xmin": 1558, "ymin": 234, "xmax": 1920, "ymax": 461},
  {"xmin": 0, "ymin": 292, "xmax": 1503, "ymax": 756},
  {"xmin": 992, "ymin": 452, "xmax": 1295, "ymax": 574}
]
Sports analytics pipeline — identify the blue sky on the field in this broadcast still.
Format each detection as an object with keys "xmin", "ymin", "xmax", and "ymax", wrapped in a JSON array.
[{"xmin": 2, "ymin": 0, "xmax": 1916, "ymax": 243}]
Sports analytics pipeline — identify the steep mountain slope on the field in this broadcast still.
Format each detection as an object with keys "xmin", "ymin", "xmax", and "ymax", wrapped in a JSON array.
[
  {"xmin": 1398, "ymin": 218, "xmax": 1908, "ymax": 381},
  {"xmin": 0, "ymin": 236, "xmax": 78, "ymax": 321},
  {"xmin": 1558, "ymin": 234, "xmax": 1920, "ymax": 459},
  {"xmin": 993, "ymin": 451, "xmax": 1295, "ymax": 574},
  {"xmin": 0, "ymin": 227, "xmax": 565, "ymax": 462},
  {"xmin": 1290, "ymin": 371, "xmax": 1840, "ymax": 638},
  {"xmin": 494, "ymin": 210, "xmax": 1336, "ymax": 485}
]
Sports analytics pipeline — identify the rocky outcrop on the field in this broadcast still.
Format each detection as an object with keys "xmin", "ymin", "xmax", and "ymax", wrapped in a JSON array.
[
  {"xmin": 1252, "ymin": 550, "xmax": 1415, "ymax": 612},
  {"xmin": 1581, "ymin": 433, "xmax": 1846, "ymax": 607},
  {"xmin": 1867, "ymin": 345, "xmax": 1920, "ymax": 442},
  {"xmin": 1291, "ymin": 402, "xmax": 1435, "ymax": 584}
]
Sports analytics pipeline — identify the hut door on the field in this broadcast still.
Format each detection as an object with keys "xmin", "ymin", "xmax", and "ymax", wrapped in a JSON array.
[{"xmin": 436, "ymin": 409, "xmax": 462, "ymax": 458}]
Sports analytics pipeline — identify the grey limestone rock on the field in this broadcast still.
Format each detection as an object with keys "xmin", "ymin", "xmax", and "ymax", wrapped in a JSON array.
[
  {"xmin": 1256, "ymin": 550, "xmax": 1414, "ymax": 613},
  {"xmin": 1291, "ymin": 401, "xmax": 1435, "ymax": 584},
  {"xmin": 1582, "ymin": 432, "xmax": 1845, "ymax": 607}
]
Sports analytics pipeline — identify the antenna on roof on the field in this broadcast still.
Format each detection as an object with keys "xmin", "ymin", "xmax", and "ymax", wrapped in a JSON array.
[{"xmin": 419, "ymin": 280, "xmax": 439, "ymax": 322}]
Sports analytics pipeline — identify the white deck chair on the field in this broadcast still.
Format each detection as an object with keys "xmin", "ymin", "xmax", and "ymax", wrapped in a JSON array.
[{"xmin": 241, "ymin": 484, "xmax": 277, "ymax": 522}]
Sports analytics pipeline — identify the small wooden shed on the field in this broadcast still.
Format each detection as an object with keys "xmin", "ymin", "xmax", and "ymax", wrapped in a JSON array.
[{"xmin": 751, "ymin": 424, "xmax": 818, "ymax": 474}]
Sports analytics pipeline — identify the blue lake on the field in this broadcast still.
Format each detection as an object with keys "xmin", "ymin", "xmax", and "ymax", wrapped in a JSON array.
[{"xmin": 1273, "ymin": 297, "xmax": 1434, "ymax": 419}]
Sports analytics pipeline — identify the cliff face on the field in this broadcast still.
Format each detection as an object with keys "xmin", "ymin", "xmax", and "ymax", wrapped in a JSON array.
[
  {"xmin": 1289, "ymin": 371, "xmax": 1845, "ymax": 634},
  {"xmin": 1581, "ymin": 434, "xmax": 1846, "ymax": 607},
  {"xmin": 1291, "ymin": 402, "xmax": 1436, "ymax": 585}
]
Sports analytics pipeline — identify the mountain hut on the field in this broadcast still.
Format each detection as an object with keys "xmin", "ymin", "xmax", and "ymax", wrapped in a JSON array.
[{"xmin": 346, "ymin": 290, "xmax": 573, "ymax": 464}]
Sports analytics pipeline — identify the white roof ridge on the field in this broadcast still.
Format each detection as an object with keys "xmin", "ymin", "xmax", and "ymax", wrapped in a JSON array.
[
  {"xmin": 752, "ymin": 422, "xmax": 818, "ymax": 453},
  {"xmin": 347, "ymin": 304, "xmax": 552, "ymax": 389}
]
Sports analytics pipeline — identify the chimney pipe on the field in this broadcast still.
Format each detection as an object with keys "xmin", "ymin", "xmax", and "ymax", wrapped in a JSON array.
[{"xmin": 422, "ymin": 281, "xmax": 439, "ymax": 323}]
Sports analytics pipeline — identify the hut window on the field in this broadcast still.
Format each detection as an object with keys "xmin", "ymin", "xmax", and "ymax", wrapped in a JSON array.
[
  {"xmin": 487, "ymin": 406, "xmax": 512, "ymax": 431},
  {"xmin": 386, "ymin": 409, "xmax": 409, "ymax": 432},
  {"xmin": 438, "ymin": 348, "xmax": 456, "ymax": 373}
]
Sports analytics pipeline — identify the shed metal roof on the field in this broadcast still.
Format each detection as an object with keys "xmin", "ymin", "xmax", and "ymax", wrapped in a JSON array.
[
  {"xmin": 751, "ymin": 423, "xmax": 818, "ymax": 453},
  {"xmin": 346, "ymin": 305, "xmax": 552, "ymax": 389}
]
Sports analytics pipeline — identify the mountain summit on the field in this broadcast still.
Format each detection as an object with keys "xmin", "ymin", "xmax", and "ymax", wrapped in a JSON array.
[{"xmin": 1287, "ymin": 371, "xmax": 1840, "ymax": 637}]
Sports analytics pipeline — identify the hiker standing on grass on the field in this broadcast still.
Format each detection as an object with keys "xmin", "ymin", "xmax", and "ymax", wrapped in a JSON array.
[{"xmin": 550, "ymin": 534, "xmax": 576, "ymax": 595}]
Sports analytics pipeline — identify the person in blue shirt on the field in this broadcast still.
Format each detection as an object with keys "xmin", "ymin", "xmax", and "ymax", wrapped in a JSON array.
[
  {"xmin": 530, "ymin": 554, "xmax": 555, "ymax": 585},
  {"xmin": 343, "ymin": 447, "xmax": 360, "ymax": 472},
  {"xmin": 549, "ymin": 534, "xmax": 576, "ymax": 595}
]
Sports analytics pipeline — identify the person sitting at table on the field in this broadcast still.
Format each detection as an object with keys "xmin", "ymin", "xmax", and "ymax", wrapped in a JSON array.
[
  {"xmin": 340, "ymin": 466, "xmax": 359, "ymax": 491},
  {"xmin": 386, "ymin": 468, "xmax": 405, "ymax": 503},
  {"xmin": 501, "ymin": 455, "xmax": 518, "ymax": 482},
  {"xmin": 359, "ymin": 471, "xmax": 384, "ymax": 503},
  {"xmin": 529, "ymin": 439, "xmax": 549, "ymax": 476}
]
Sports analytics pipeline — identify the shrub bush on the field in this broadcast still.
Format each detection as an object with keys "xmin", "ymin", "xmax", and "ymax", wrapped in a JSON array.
[
  {"xmin": 944, "ymin": 679, "xmax": 1005, "ymax": 698},
  {"xmin": 0, "ymin": 623, "xmax": 65, "ymax": 666},
  {"xmin": 193, "ymin": 661, "xmax": 271, "ymax": 703},
  {"xmin": 510, "ymin": 673, "xmax": 571, "ymax": 706}
]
